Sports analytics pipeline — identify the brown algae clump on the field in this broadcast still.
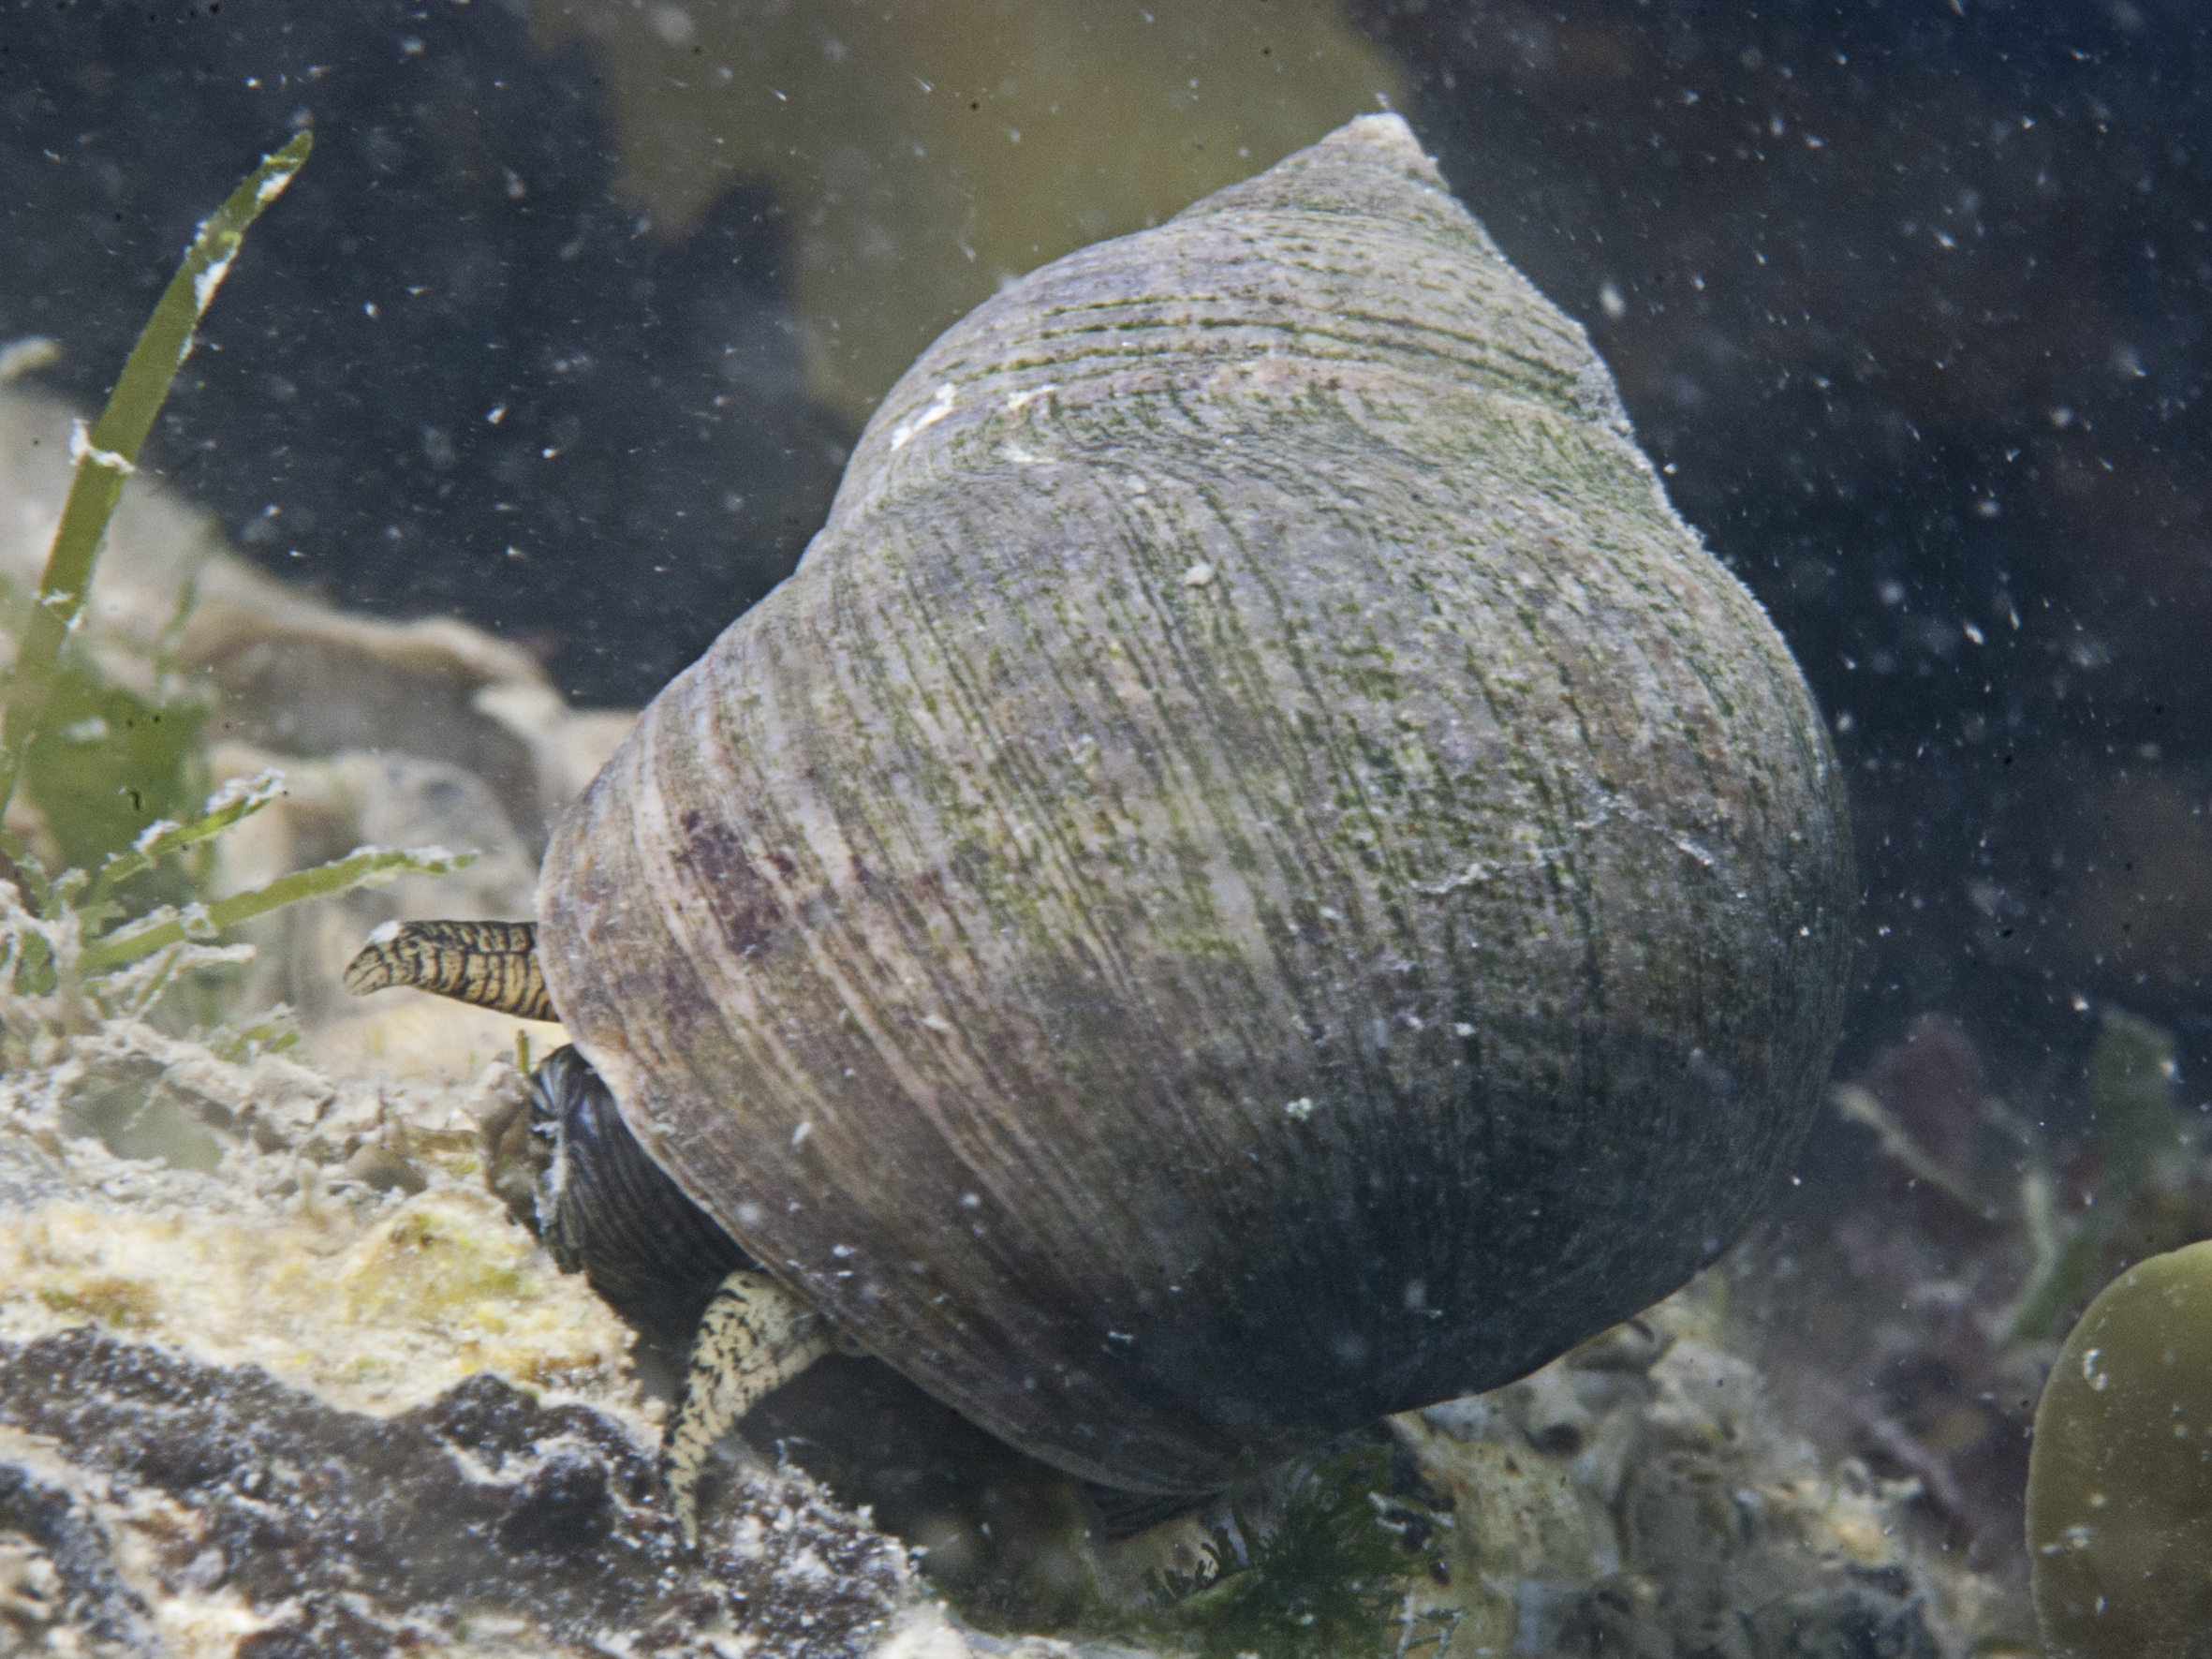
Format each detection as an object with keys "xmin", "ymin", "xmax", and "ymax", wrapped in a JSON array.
[{"xmin": 2029, "ymin": 1237, "xmax": 2212, "ymax": 1657}]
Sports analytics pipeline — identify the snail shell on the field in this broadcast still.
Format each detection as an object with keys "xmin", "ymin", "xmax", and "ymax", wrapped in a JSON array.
[{"xmin": 538, "ymin": 113, "xmax": 1854, "ymax": 1496}]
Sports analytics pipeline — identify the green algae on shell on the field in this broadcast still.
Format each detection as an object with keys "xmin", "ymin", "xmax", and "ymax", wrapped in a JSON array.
[{"xmin": 537, "ymin": 113, "xmax": 1856, "ymax": 1496}]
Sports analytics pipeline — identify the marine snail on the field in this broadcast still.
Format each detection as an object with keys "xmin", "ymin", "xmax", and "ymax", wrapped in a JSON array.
[{"xmin": 347, "ymin": 114, "xmax": 1856, "ymax": 1529}]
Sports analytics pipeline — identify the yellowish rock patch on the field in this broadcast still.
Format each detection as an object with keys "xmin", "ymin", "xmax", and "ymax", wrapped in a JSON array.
[{"xmin": 0, "ymin": 1180, "xmax": 632, "ymax": 1418}]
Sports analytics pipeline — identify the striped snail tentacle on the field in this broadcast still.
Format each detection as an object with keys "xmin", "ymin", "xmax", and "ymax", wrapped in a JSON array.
[{"xmin": 343, "ymin": 919, "xmax": 556, "ymax": 1022}]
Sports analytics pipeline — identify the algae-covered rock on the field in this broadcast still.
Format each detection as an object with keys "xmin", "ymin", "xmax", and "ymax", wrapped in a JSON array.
[
  {"xmin": 0, "ymin": 1006, "xmax": 2006, "ymax": 1656},
  {"xmin": 0, "ymin": 982, "xmax": 2012, "ymax": 1657},
  {"xmin": 0, "ymin": 1023, "xmax": 632, "ymax": 1417},
  {"xmin": 2029, "ymin": 1238, "xmax": 2212, "ymax": 1658},
  {"xmin": 1390, "ymin": 1304, "xmax": 1989, "ymax": 1657},
  {"xmin": 0, "ymin": 1026, "xmax": 939, "ymax": 1657},
  {"xmin": 0, "ymin": 1328, "xmax": 910, "ymax": 1657}
]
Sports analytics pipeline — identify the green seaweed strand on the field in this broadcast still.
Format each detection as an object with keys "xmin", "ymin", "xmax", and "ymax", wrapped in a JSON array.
[
  {"xmin": 0, "ymin": 129, "xmax": 313, "ymax": 823},
  {"xmin": 78, "ymin": 845, "xmax": 474, "ymax": 977}
]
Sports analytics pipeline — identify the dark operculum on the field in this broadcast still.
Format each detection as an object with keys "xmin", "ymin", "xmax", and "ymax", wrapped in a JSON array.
[{"xmin": 524, "ymin": 1045, "xmax": 754, "ymax": 1342}]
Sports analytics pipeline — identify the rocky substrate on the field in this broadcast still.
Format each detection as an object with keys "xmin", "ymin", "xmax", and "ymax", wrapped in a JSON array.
[
  {"xmin": 0, "ymin": 1329, "xmax": 908, "ymax": 1658},
  {"xmin": 0, "ymin": 1015, "xmax": 2009, "ymax": 1657}
]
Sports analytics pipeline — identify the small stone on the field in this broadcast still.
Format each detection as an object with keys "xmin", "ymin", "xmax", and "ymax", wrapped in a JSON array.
[{"xmin": 339, "ymin": 1142, "xmax": 426, "ymax": 1195}]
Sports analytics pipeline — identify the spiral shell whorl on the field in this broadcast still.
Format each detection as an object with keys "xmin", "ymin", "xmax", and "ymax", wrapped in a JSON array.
[{"xmin": 539, "ymin": 114, "xmax": 1853, "ymax": 1493}]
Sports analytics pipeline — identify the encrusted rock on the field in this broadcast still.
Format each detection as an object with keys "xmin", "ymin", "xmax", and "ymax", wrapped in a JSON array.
[
  {"xmin": 1393, "ymin": 1302, "xmax": 1996, "ymax": 1656},
  {"xmin": 0, "ymin": 1328, "xmax": 907, "ymax": 1656},
  {"xmin": 0, "ymin": 1029, "xmax": 934, "ymax": 1656}
]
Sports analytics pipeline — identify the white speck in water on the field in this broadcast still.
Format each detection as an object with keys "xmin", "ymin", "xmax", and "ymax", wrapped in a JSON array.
[
  {"xmin": 1284, "ymin": 1098, "xmax": 1315, "ymax": 1121},
  {"xmin": 1181, "ymin": 563, "xmax": 1215, "ymax": 588},
  {"xmin": 921, "ymin": 1013, "xmax": 954, "ymax": 1033},
  {"xmin": 1599, "ymin": 281, "xmax": 1627, "ymax": 320},
  {"xmin": 790, "ymin": 1120, "xmax": 813, "ymax": 1148}
]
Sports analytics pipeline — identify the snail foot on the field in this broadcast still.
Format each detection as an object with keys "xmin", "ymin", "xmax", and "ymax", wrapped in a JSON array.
[
  {"xmin": 662, "ymin": 1267, "xmax": 837, "ymax": 1544},
  {"xmin": 1083, "ymin": 1481, "xmax": 1214, "ymax": 1541}
]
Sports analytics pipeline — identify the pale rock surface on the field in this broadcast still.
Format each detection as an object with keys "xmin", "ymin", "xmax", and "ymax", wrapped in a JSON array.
[{"xmin": 0, "ymin": 1027, "xmax": 920, "ymax": 1658}]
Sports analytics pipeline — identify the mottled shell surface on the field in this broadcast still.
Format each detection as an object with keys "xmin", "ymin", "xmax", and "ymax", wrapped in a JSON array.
[{"xmin": 538, "ymin": 114, "xmax": 1855, "ymax": 1495}]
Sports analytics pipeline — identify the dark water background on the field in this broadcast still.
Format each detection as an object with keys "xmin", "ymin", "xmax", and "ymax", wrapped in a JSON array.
[{"xmin": 3, "ymin": 0, "xmax": 2208, "ymax": 1251}]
